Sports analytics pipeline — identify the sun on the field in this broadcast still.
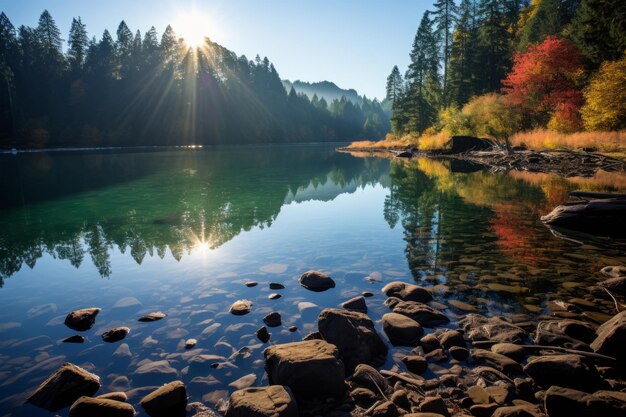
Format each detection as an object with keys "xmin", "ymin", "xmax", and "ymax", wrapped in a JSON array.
[{"xmin": 174, "ymin": 12, "xmax": 210, "ymax": 48}]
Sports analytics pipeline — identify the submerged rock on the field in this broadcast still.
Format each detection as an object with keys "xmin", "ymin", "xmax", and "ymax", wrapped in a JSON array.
[
  {"xmin": 341, "ymin": 296, "xmax": 367, "ymax": 313},
  {"xmin": 244, "ymin": 281, "xmax": 258, "ymax": 287},
  {"xmin": 471, "ymin": 349, "xmax": 523, "ymax": 375},
  {"xmin": 26, "ymin": 362, "xmax": 101, "ymax": 411},
  {"xmin": 392, "ymin": 301, "xmax": 449, "ymax": 327},
  {"xmin": 101, "ymin": 327, "xmax": 130, "ymax": 343},
  {"xmin": 62, "ymin": 335, "xmax": 85, "ymax": 344},
  {"xmin": 402, "ymin": 355, "xmax": 428, "ymax": 374},
  {"xmin": 269, "ymin": 283, "xmax": 285, "ymax": 290},
  {"xmin": 534, "ymin": 320, "xmax": 596, "ymax": 350},
  {"xmin": 229, "ymin": 300, "xmax": 252, "ymax": 315},
  {"xmin": 317, "ymin": 308, "xmax": 388, "ymax": 373},
  {"xmin": 299, "ymin": 270, "xmax": 336, "ymax": 292},
  {"xmin": 459, "ymin": 314, "xmax": 527, "ymax": 344},
  {"xmin": 264, "ymin": 340, "xmax": 346, "ymax": 402},
  {"xmin": 185, "ymin": 339, "xmax": 197, "ymax": 349},
  {"xmin": 382, "ymin": 312, "xmax": 423, "ymax": 347},
  {"xmin": 225, "ymin": 385, "xmax": 298, "ymax": 417},
  {"xmin": 256, "ymin": 326, "xmax": 271, "ymax": 343},
  {"xmin": 64, "ymin": 308, "xmax": 101, "ymax": 332},
  {"xmin": 524, "ymin": 354, "xmax": 606, "ymax": 392},
  {"xmin": 69, "ymin": 396, "xmax": 135, "ymax": 417},
  {"xmin": 138, "ymin": 312, "xmax": 166, "ymax": 322},
  {"xmin": 382, "ymin": 281, "xmax": 433, "ymax": 303},
  {"xmin": 263, "ymin": 312, "xmax": 282, "ymax": 327},
  {"xmin": 140, "ymin": 381, "xmax": 187, "ymax": 417},
  {"xmin": 544, "ymin": 385, "xmax": 626, "ymax": 417}
]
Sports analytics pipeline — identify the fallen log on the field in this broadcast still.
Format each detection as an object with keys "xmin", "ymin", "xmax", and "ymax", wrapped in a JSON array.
[
  {"xmin": 541, "ymin": 198, "xmax": 626, "ymax": 237},
  {"xmin": 569, "ymin": 191, "xmax": 626, "ymax": 200}
]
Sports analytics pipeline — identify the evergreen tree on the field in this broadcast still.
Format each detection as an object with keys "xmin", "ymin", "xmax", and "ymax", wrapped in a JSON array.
[
  {"xmin": 432, "ymin": 0, "xmax": 458, "ymax": 106},
  {"xmin": 35, "ymin": 10, "xmax": 65, "ymax": 72},
  {"xmin": 67, "ymin": 17, "xmax": 88, "ymax": 73},
  {"xmin": 385, "ymin": 65, "xmax": 404, "ymax": 109},
  {"xmin": 516, "ymin": 0, "xmax": 579, "ymax": 51},
  {"xmin": 448, "ymin": 0, "xmax": 480, "ymax": 105},
  {"xmin": 476, "ymin": 0, "xmax": 511, "ymax": 92},
  {"xmin": 116, "ymin": 21, "xmax": 134, "ymax": 78}
]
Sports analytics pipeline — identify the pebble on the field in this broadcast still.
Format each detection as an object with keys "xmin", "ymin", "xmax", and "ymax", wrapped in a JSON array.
[
  {"xmin": 185, "ymin": 339, "xmax": 197, "ymax": 349},
  {"xmin": 101, "ymin": 327, "xmax": 130, "ymax": 343}
]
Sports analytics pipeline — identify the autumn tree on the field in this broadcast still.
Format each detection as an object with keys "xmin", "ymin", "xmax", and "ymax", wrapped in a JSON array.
[
  {"xmin": 502, "ymin": 36, "xmax": 584, "ymax": 132},
  {"xmin": 581, "ymin": 54, "xmax": 626, "ymax": 130}
]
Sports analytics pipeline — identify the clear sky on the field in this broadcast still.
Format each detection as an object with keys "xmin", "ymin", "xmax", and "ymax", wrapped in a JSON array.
[{"xmin": 1, "ymin": 1, "xmax": 432, "ymax": 100}]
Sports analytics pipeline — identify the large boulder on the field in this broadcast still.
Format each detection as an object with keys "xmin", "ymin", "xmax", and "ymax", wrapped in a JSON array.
[
  {"xmin": 392, "ymin": 301, "xmax": 449, "ymax": 327},
  {"xmin": 459, "ymin": 314, "xmax": 527, "ymax": 344},
  {"xmin": 544, "ymin": 386, "xmax": 626, "ymax": 417},
  {"xmin": 540, "ymin": 198, "xmax": 626, "ymax": 238},
  {"xmin": 225, "ymin": 386, "xmax": 298, "ymax": 417},
  {"xmin": 64, "ymin": 307, "xmax": 101, "ymax": 331},
  {"xmin": 299, "ymin": 270, "xmax": 335, "ymax": 292},
  {"xmin": 523, "ymin": 354, "xmax": 606, "ymax": 392},
  {"xmin": 382, "ymin": 312, "xmax": 423, "ymax": 347},
  {"xmin": 590, "ymin": 310, "xmax": 626, "ymax": 361},
  {"xmin": 382, "ymin": 282, "xmax": 433, "ymax": 303},
  {"xmin": 448, "ymin": 136, "xmax": 494, "ymax": 153},
  {"xmin": 69, "ymin": 396, "xmax": 135, "ymax": 417},
  {"xmin": 140, "ymin": 380, "xmax": 187, "ymax": 417},
  {"xmin": 317, "ymin": 308, "xmax": 388, "ymax": 372},
  {"xmin": 264, "ymin": 340, "xmax": 346, "ymax": 403},
  {"xmin": 26, "ymin": 362, "xmax": 100, "ymax": 411}
]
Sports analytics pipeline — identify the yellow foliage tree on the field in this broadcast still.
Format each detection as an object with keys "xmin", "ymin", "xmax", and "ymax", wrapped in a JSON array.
[{"xmin": 581, "ymin": 54, "xmax": 626, "ymax": 131}]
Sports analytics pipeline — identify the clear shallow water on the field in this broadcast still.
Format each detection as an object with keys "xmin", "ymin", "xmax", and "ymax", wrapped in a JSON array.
[{"xmin": 0, "ymin": 145, "xmax": 625, "ymax": 416}]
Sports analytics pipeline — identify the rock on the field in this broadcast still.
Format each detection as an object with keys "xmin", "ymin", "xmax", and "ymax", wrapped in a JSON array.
[
  {"xmin": 269, "ymin": 293, "xmax": 282, "ymax": 300},
  {"xmin": 225, "ymin": 385, "xmax": 298, "ymax": 417},
  {"xmin": 541, "ymin": 198, "xmax": 626, "ymax": 237},
  {"xmin": 288, "ymin": 326, "xmax": 297, "ymax": 332},
  {"xmin": 391, "ymin": 389, "xmax": 411, "ymax": 410},
  {"xmin": 264, "ymin": 340, "xmax": 346, "ymax": 402},
  {"xmin": 523, "ymin": 354, "xmax": 606, "ymax": 392},
  {"xmin": 448, "ymin": 299, "xmax": 479, "ymax": 312},
  {"xmin": 341, "ymin": 296, "xmax": 367, "ymax": 313},
  {"xmin": 97, "ymin": 392, "xmax": 128, "ymax": 402},
  {"xmin": 263, "ymin": 312, "xmax": 282, "ymax": 327},
  {"xmin": 590, "ymin": 310, "xmax": 626, "ymax": 361},
  {"xmin": 382, "ymin": 281, "xmax": 433, "ymax": 303},
  {"xmin": 470, "ymin": 403, "xmax": 500, "ymax": 417},
  {"xmin": 102, "ymin": 327, "xmax": 130, "ymax": 343},
  {"xmin": 449, "ymin": 346, "xmax": 469, "ymax": 361},
  {"xmin": 64, "ymin": 308, "xmax": 101, "ymax": 331},
  {"xmin": 382, "ymin": 312, "xmax": 424, "ymax": 347},
  {"xmin": 392, "ymin": 301, "xmax": 449, "ymax": 327},
  {"xmin": 138, "ymin": 312, "xmax": 166, "ymax": 322},
  {"xmin": 425, "ymin": 348, "xmax": 448, "ymax": 362},
  {"xmin": 544, "ymin": 385, "xmax": 626, "ymax": 417},
  {"xmin": 229, "ymin": 300, "xmax": 252, "ymax": 315},
  {"xmin": 69, "ymin": 396, "xmax": 135, "ymax": 417},
  {"xmin": 600, "ymin": 276, "xmax": 626, "ymax": 295},
  {"xmin": 439, "ymin": 330, "xmax": 466, "ymax": 350},
  {"xmin": 491, "ymin": 404, "xmax": 544, "ymax": 417},
  {"xmin": 350, "ymin": 387, "xmax": 377, "ymax": 406},
  {"xmin": 113, "ymin": 297, "xmax": 141, "ymax": 309},
  {"xmin": 419, "ymin": 395, "xmax": 450, "ymax": 417},
  {"xmin": 134, "ymin": 360, "xmax": 178, "ymax": 385},
  {"xmin": 113, "ymin": 343, "xmax": 131, "ymax": 360},
  {"xmin": 26, "ymin": 362, "xmax": 101, "ymax": 411},
  {"xmin": 185, "ymin": 339, "xmax": 197, "ymax": 349},
  {"xmin": 448, "ymin": 135, "xmax": 494, "ymax": 153},
  {"xmin": 459, "ymin": 314, "xmax": 527, "ymax": 344},
  {"xmin": 318, "ymin": 308, "xmax": 388, "ymax": 373},
  {"xmin": 384, "ymin": 297, "xmax": 402, "ymax": 309},
  {"xmin": 472, "ymin": 349, "xmax": 522, "ymax": 375},
  {"xmin": 299, "ymin": 270, "xmax": 336, "ymax": 292},
  {"xmin": 467, "ymin": 385, "xmax": 491, "ymax": 404},
  {"xmin": 362, "ymin": 291, "xmax": 374, "ymax": 297},
  {"xmin": 229, "ymin": 374, "xmax": 257, "ymax": 390},
  {"xmin": 371, "ymin": 401, "xmax": 401, "ymax": 416},
  {"xmin": 600, "ymin": 265, "xmax": 626, "ymax": 278},
  {"xmin": 420, "ymin": 334, "xmax": 441, "ymax": 353},
  {"xmin": 351, "ymin": 364, "xmax": 391, "ymax": 393},
  {"xmin": 534, "ymin": 320, "xmax": 596, "ymax": 350},
  {"xmin": 491, "ymin": 343, "xmax": 526, "ymax": 362},
  {"xmin": 62, "ymin": 335, "xmax": 85, "ymax": 343},
  {"xmin": 402, "ymin": 355, "xmax": 428, "ymax": 374},
  {"xmin": 140, "ymin": 381, "xmax": 187, "ymax": 417},
  {"xmin": 245, "ymin": 281, "xmax": 258, "ymax": 287},
  {"xmin": 257, "ymin": 326, "xmax": 271, "ymax": 343},
  {"xmin": 269, "ymin": 283, "xmax": 285, "ymax": 290}
]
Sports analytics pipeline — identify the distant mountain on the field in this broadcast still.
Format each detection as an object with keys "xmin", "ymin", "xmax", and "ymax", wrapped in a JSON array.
[{"xmin": 282, "ymin": 80, "xmax": 364, "ymax": 105}]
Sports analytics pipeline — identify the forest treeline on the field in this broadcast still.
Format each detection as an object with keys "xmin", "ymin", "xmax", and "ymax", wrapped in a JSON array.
[
  {"xmin": 0, "ymin": 11, "xmax": 389, "ymax": 148},
  {"xmin": 386, "ymin": 0, "xmax": 626, "ymax": 146}
]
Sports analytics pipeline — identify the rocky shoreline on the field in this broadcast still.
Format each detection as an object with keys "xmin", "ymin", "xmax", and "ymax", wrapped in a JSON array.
[{"xmin": 22, "ymin": 268, "xmax": 626, "ymax": 417}]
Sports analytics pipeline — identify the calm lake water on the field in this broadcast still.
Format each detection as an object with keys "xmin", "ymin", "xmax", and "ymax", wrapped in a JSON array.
[{"xmin": 0, "ymin": 144, "xmax": 625, "ymax": 416}]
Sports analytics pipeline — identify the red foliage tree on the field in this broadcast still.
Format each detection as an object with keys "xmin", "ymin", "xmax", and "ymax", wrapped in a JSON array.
[{"xmin": 502, "ymin": 36, "xmax": 584, "ymax": 132}]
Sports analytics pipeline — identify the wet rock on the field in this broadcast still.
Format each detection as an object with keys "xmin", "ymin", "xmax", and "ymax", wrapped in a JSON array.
[
  {"xmin": 371, "ymin": 401, "xmax": 401, "ymax": 417},
  {"xmin": 491, "ymin": 404, "xmax": 544, "ymax": 417},
  {"xmin": 341, "ymin": 296, "xmax": 367, "ymax": 313},
  {"xmin": 384, "ymin": 297, "xmax": 402, "ymax": 309},
  {"xmin": 448, "ymin": 299, "xmax": 479, "ymax": 312},
  {"xmin": 362, "ymin": 291, "xmax": 374, "ymax": 297},
  {"xmin": 600, "ymin": 276, "xmax": 626, "ymax": 295},
  {"xmin": 472, "ymin": 349, "xmax": 522, "ymax": 375},
  {"xmin": 449, "ymin": 346, "xmax": 469, "ymax": 361},
  {"xmin": 350, "ymin": 387, "xmax": 377, "ymax": 407},
  {"xmin": 402, "ymin": 355, "xmax": 428, "ymax": 374},
  {"xmin": 229, "ymin": 300, "xmax": 252, "ymax": 315},
  {"xmin": 140, "ymin": 380, "xmax": 187, "ymax": 417},
  {"xmin": 382, "ymin": 281, "xmax": 433, "ymax": 303},
  {"xmin": 420, "ymin": 334, "xmax": 442, "ymax": 353},
  {"xmin": 113, "ymin": 297, "xmax": 141, "ymax": 309},
  {"xmin": 351, "ymin": 364, "xmax": 391, "ymax": 393},
  {"xmin": 439, "ymin": 330, "xmax": 466, "ymax": 350},
  {"xmin": 185, "ymin": 339, "xmax": 197, "ymax": 349},
  {"xmin": 419, "ymin": 395, "xmax": 450, "ymax": 417},
  {"xmin": 523, "ymin": 354, "xmax": 606, "ymax": 392},
  {"xmin": 590, "ymin": 310, "xmax": 626, "ymax": 361},
  {"xmin": 244, "ymin": 281, "xmax": 258, "ymax": 287},
  {"xmin": 257, "ymin": 326, "xmax": 271, "ymax": 343},
  {"xmin": 470, "ymin": 403, "xmax": 500, "ymax": 417},
  {"xmin": 97, "ymin": 392, "xmax": 128, "ymax": 402},
  {"xmin": 225, "ymin": 385, "xmax": 298, "ymax": 417},
  {"xmin": 392, "ymin": 301, "xmax": 449, "ymax": 327},
  {"xmin": 600, "ymin": 265, "xmax": 626, "ymax": 278},
  {"xmin": 269, "ymin": 293, "xmax": 282, "ymax": 300},
  {"xmin": 229, "ymin": 374, "xmax": 257, "ymax": 390},
  {"xmin": 26, "ymin": 362, "xmax": 100, "ymax": 411},
  {"xmin": 425, "ymin": 348, "xmax": 448, "ymax": 362},
  {"xmin": 263, "ymin": 312, "xmax": 282, "ymax": 327},
  {"xmin": 269, "ymin": 283, "xmax": 285, "ymax": 290},
  {"xmin": 264, "ymin": 340, "xmax": 346, "ymax": 402},
  {"xmin": 69, "ymin": 396, "xmax": 135, "ymax": 417},
  {"xmin": 382, "ymin": 312, "xmax": 423, "ymax": 346},
  {"xmin": 113, "ymin": 343, "xmax": 131, "ymax": 360},
  {"xmin": 390, "ymin": 389, "xmax": 411, "ymax": 410},
  {"xmin": 534, "ymin": 320, "xmax": 594, "ymax": 350},
  {"xmin": 318, "ymin": 308, "xmax": 388, "ymax": 373},
  {"xmin": 64, "ymin": 308, "xmax": 101, "ymax": 332},
  {"xmin": 134, "ymin": 360, "xmax": 178, "ymax": 385},
  {"xmin": 288, "ymin": 326, "xmax": 297, "ymax": 332},
  {"xmin": 62, "ymin": 335, "xmax": 85, "ymax": 344},
  {"xmin": 491, "ymin": 343, "xmax": 526, "ymax": 363},
  {"xmin": 544, "ymin": 385, "xmax": 626, "ymax": 417},
  {"xmin": 299, "ymin": 270, "xmax": 336, "ymax": 292},
  {"xmin": 467, "ymin": 385, "xmax": 491, "ymax": 404},
  {"xmin": 102, "ymin": 327, "xmax": 130, "ymax": 343},
  {"xmin": 459, "ymin": 314, "xmax": 527, "ymax": 344},
  {"xmin": 138, "ymin": 312, "xmax": 166, "ymax": 322}
]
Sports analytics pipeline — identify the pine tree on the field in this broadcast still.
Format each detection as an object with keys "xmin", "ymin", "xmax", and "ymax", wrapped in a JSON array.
[
  {"xmin": 448, "ymin": 0, "xmax": 480, "ymax": 105},
  {"xmin": 160, "ymin": 25, "xmax": 179, "ymax": 71},
  {"xmin": 116, "ymin": 21, "xmax": 133, "ymax": 78},
  {"xmin": 432, "ymin": 0, "xmax": 457, "ymax": 106},
  {"xmin": 35, "ymin": 10, "xmax": 65, "ymax": 72},
  {"xmin": 385, "ymin": 65, "xmax": 403, "ymax": 109},
  {"xmin": 516, "ymin": 0, "xmax": 579, "ymax": 51},
  {"xmin": 68, "ymin": 17, "xmax": 88, "ymax": 73},
  {"xmin": 142, "ymin": 26, "xmax": 160, "ymax": 69},
  {"xmin": 0, "ymin": 12, "xmax": 18, "ymax": 138},
  {"xmin": 476, "ymin": 0, "xmax": 511, "ymax": 92}
]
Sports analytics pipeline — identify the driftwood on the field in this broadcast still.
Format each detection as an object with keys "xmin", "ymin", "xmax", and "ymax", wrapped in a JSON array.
[
  {"xmin": 541, "ymin": 198, "xmax": 626, "ymax": 237},
  {"xmin": 379, "ymin": 369, "xmax": 425, "ymax": 388},
  {"xmin": 470, "ymin": 341, "xmax": 618, "ymax": 363}
]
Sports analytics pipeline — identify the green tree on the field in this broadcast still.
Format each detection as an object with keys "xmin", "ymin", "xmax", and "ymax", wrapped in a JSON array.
[
  {"xmin": 516, "ymin": 0, "xmax": 580, "ymax": 51},
  {"xmin": 432, "ymin": 0, "xmax": 458, "ymax": 106},
  {"xmin": 35, "ymin": 10, "xmax": 65, "ymax": 73},
  {"xmin": 67, "ymin": 17, "xmax": 88, "ymax": 73},
  {"xmin": 448, "ymin": 0, "xmax": 480, "ymax": 105},
  {"xmin": 476, "ymin": 0, "xmax": 513, "ymax": 92},
  {"xmin": 385, "ymin": 65, "xmax": 404, "ymax": 110}
]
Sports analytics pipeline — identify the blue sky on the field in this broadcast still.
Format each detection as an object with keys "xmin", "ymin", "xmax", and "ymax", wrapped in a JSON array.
[{"xmin": 1, "ymin": 1, "xmax": 431, "ymax": 99}]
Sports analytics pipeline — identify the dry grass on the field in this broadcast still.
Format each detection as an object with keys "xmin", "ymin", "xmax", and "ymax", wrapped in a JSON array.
[
  {"xmin": 417, "ymin": 132, "xmax": 450, "ymax": 150},
  {"xmin": 346, "ymin": 132, "xmax": 450, "ymax": 150},
  {"xmin": 510, "ymin": 129, "xmax": 626, "ymax": 152}
]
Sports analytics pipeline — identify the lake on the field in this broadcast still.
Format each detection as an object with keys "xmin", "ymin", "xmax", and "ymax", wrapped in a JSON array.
[{"xmin": 1, "ymin": 144, "xmax": 625, "ymax": 416}]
